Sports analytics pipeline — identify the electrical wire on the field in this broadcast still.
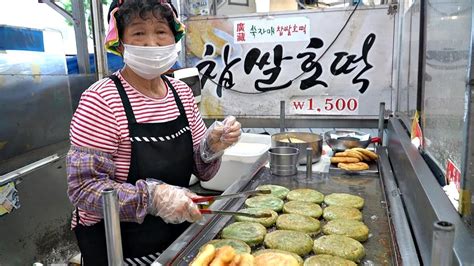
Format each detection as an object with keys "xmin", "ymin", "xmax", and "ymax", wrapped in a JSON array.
[{"xmin": 198, "ymin": 0, "xmax": 361, "ymax": 95}]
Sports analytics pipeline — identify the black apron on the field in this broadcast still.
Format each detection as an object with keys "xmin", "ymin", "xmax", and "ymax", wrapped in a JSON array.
[{"xmin": 74, "ymin": 74, "xmax": 194, "ymax": 265}]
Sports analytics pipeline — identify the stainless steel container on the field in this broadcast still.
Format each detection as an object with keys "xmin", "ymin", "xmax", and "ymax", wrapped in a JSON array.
[
  {"xmin": 269, "ymin": 147, "xmax": 299, "ymax": 176},
  {"xmin": 324, "ymin": 130, "xmax": 381, "ymax": 152},
  {"xmin": 271, "ymin": 132, "xmax": 323, "ymax": 164}
]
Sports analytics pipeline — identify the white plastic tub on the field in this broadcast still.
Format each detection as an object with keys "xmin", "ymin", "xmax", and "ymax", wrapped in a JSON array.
[{"xmin": 200, "ymin": 133, "xmax": 271, "ymax": 191}]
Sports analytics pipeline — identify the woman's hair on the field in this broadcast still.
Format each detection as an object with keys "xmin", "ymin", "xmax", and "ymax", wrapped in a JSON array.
[{"xmin": 110, "ymin": 0, "xmax": 178, "ymax": 39}]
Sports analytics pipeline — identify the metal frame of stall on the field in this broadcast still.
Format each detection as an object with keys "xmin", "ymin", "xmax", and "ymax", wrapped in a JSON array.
[{"xmin": 1, "ymin": 0, "xmax": 474, "ymax": 264}]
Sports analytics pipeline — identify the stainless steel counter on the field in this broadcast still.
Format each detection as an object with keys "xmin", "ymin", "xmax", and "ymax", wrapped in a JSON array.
[{"xmin": 156, "ymin": 148, "xmax": 411, "ymax": 265}]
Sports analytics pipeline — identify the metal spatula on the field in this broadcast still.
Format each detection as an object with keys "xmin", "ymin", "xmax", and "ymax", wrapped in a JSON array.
[{"xmin": 199, "ymin": 209, "xmax": 272, "ymax": 218}]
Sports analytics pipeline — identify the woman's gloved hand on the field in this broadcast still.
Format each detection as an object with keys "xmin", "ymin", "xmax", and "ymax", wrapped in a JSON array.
[
  {"xmin": 147, "ymin": 182, "xmax": 202, "ymax": 224},
  {"xmin": 200, "ymin": 116, "xmax": 242, "ymax": 163}
]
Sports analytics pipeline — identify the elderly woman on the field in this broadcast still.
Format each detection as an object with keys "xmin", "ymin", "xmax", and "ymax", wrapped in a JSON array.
[{"xmin": 66, "ymin": 0, "xmax": 241, "ymax": 264}]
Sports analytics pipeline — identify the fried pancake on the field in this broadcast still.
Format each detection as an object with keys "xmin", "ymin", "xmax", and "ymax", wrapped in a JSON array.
[
  {"xmin": 245, "ymin": 195, "xmax": 284, "ymax": 212},
  {"xmin": 190, "ymin": 244, "xmax": 216, "ymax": 266},
  {"xmin": 324, "ymin": 193, "xmax": 365, "ymax": 209},
  {"xmin": 303, "ymin": 254, "xmax": 356, "ymax": 266},
  {"xmin": 254, "ymin": 252, "xmax": 300, "ymax": 266},
  {"xmin": 330, "ymin": 157, "xmax": 360, "ymax": 164},
  {"xmin": 337, "ymin": 162, "xmax": 369, "ymax": 171},
  {"xmin": 253, "ymin": 249, "xmax": 303, "ymax": 266},
  {"xmin": 229, "ymin": 253, "xmax": 254, "ymax": 266},
  {"xmin": 349, "ymin": 149, "xmax": 370, "ymax": 161},
  {"xmin": 264, "ymin": 230, "xmax": 313, "ymax": 256},
  {"xmin": 206, "ymin": 239, "xmax": 251, "ymax": 254},
  {"xmin": 276, "ymin": 214, "xmax": 321, "ymax": 235},
  {"xmin": 335, "ymin": 151, "xmax": 363, "ymax": 161},
  {"xmin": 283, "ymin": 201, "xmax": 323, "ymax": 218},
  {"xmin": 211, "ymin": 245, "xmax": 236, "ymax": 266},
  {"xmin": 351, "ymin": 148, "xmax": 378, "ymax": 160},
  {"xmin": 313, "ymin": 235, "xmax": 365, "ymax": 262},
  {"xmin": 322, "ymin": 206, "xmax": 363, "ymax": 221},
  {"xmin": 235, "ymin": 208, "xmax": 278, "ymax": 227},
  {"xmin": 287, "ymin": 188, "xmax": 324, "ymax": 204},
  {"xmin": 221, "ymin": 222, "xmax": 267, "ymax": 246},
  {"xmin": 322, "ymin": 219, "xmax": 370, "ymax": 242},
  {"xmin": 256, "ymin": 184, "xmax": 290, "ymax": 199}
]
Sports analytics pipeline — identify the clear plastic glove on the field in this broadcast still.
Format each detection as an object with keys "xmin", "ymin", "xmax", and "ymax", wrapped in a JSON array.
[
  {"xmin": 200, "ymin": 116, "xmax": 242, "ymax": 163},
  {"xmin": 146, "ymin": 181, "xmax": 202, "ymax": 224}
]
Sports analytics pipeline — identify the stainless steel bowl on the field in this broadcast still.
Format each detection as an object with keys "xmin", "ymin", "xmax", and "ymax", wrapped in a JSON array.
[
  {"xmin": 271, "ymin": 132, "xmax": 323, "ymax": 165},
  {"xmin": 324, "ymin": 130, "xmax": 381, "ymax": 152}
]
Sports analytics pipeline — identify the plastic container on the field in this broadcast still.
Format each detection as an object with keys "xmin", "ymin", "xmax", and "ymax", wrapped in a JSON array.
[{"xmin": 200, "ymin": 133, "xmax": 271, "ymax": 191}]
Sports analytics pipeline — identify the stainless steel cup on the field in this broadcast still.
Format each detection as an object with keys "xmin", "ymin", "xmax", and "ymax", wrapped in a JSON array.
[{"xmin": 269, "ymin": 147, "xmax": 299, "ymax": 176}]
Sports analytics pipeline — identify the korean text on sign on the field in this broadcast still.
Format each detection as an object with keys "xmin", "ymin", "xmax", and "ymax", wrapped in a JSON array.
[{"xmin": 234, "ymin": 17, "xmax": 310, "ymax": 44}]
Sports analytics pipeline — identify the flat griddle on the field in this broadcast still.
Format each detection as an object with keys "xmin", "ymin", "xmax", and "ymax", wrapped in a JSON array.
[{"xmin": 166, "ymin": 166, "xmax": 395, "ymax": 265}]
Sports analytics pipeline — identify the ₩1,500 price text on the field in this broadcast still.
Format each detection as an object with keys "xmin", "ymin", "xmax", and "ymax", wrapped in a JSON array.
[{"xmin": 289, "ymin": 96, "xmax": 359, "ymax": 115}]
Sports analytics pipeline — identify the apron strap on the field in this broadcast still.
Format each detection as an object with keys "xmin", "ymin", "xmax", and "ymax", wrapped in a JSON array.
[
  {"xmin": 109, "ymin": 74, "xmax": 137, "ymax": 124},
  {"xmin": 161, "ymin": 75, "xmax": 189, "ymax": 124}
]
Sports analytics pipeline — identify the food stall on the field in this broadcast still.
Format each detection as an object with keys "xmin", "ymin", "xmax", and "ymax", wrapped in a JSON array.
[{"xmin": 0, "ymin": 0, "xmax": 473, "ymax": 264}]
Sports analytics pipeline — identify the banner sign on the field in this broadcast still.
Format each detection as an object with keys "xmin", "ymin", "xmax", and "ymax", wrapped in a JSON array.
[
  {"xmin": 233, "ymin": 17, "xmax": 310, "ymax": 43},
  {"xmin": 184, "ymin": 8, "xmax": 394, "ymax": 117}
]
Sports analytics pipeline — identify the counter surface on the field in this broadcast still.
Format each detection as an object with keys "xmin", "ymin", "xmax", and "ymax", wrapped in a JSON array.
[{"xmin": 161, "ymin": 165, "xmax": 395, "ymax": 265}]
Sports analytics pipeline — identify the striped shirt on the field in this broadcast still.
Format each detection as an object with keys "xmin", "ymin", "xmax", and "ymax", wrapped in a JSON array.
[{"xmin": 67, "ymin": 72, "xmax": 220, "ymax": 227}]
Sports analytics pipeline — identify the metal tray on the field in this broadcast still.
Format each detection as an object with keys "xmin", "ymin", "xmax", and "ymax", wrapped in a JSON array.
[{"xmin": 166, "ymin": 167, "xmax": 394, "ymax": 266}]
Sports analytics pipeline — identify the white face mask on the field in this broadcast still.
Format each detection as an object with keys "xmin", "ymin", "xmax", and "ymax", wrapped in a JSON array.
[{"xmin": 123, "ymin": 43, "xmax": 181, "ymax": 80}]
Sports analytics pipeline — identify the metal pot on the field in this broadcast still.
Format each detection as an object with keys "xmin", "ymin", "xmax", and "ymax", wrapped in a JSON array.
[
  {"xmin": 271, "ymin": 132, "xmax": 323, "ymax": 165},
  {"xmin": 324, "ymin": 130, "xmax": 381, "ymax": 152}
]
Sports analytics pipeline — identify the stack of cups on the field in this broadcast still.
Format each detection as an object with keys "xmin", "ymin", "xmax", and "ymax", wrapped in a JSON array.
[{"xmin": 269, "ymin": 147, "xmax": 299, "ymax": 176}]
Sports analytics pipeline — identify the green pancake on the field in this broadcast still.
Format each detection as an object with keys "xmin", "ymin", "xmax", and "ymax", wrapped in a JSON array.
[
  {"xmin": 322, "ymin": 219, "xmax": 370, "ymax": 242},
  {"xmin": 256, "ymin": 184, "xmax": 290, "ymax": 199},
  {"xmin": 304, "ymin": 255, "xmax": 357, "ymax": 266},
  {"xmin": 206, "ymin": 239, "xmax": 251, "ymax": 254},
  {"xmin": 323, "ymin": 193, "xmax": 364, "ymax": 209},
  {"xmin": 245, "ymin": 195, "xmax": 284, "ymax": 212},
  {"xmin": 235, "ymin": 208, "xmax": 278, "ymax": 227},
  {"xmin": 264, "ymin": 230, "xmax": 313, "ymax": 256},
  {"xmin": 283, "ymin": 201, "xmax": 323, "ymax": 218},
  {"xmin": 276, "ymin": 214, "xmax": 321, "ymax": 235},
  {"xmin": 322, "ymin": 206, "xmax": 363, "ymax": 221},
  {"xmin": 253, "ymin": 249, "xmax": 304, "ymax": 266},
  {"xmin": 287, "ymin": 189, "xmax": 324, "ymax": 204},
  {"xmin": 221, "ymin": 222, "xmax": 267, "ymax": 246},
  {"xmin": 313, "ymin": 235, "xmax": 365, "ymax": 262}
]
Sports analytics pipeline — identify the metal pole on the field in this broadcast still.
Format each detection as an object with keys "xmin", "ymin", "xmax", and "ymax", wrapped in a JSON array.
[
  {"xmin": 102, "ymin": 188, "xmax": 123, "ymax": 266},
  {"xmin": 211, "ymin": 0, "xmax": 217, "ymax": 15},
  {"xmin": 306, "ymin": 147, "xmax": 313, "ymax": 179},
  {"xmin": 459, "ymin": 0, "xmax": 474, "ymax": 232},
  {"xmin": 90, "ymin": 0, "xmax": 109, "ymax": 79},
  {"xmin": 431, "ymin": 221, "xmax": 455, "ymax": 266},
  {"xmin": 280, "ymin": 101, "xmax": 285, "ymax": 133},
  {"xmin": 72, "ymin": 0, "xmax": 90, "ymax": 74},
  {"xmin": 378, "ymin": 102, "xmax": 386, "ymax": 145},
  {"xmin": 40, "ymin": 0, "xmax": 90, "ymax": 74}
]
